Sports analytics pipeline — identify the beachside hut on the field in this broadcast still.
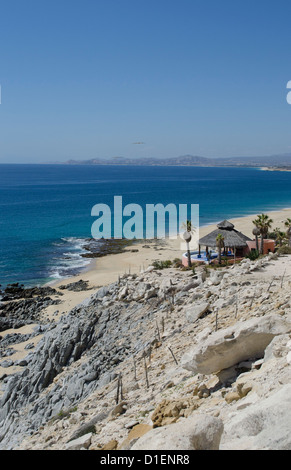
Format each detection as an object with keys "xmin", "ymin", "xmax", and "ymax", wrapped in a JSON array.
[{"xmin": 198, "ymin": 220, "xmax": 251, "ymax": 259}]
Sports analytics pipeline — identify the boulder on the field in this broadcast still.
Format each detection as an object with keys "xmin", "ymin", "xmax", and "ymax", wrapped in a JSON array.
[
  {"xmin": 185, "ymin": 302, "xmax": 209, "ymax": 323},
  {"xmin": 118, "ymin": 285, "xmax": 128, "ymax": 300},
  {"xmin": 181, "ymin": 314, "xmax": 291, "ymax": 375},
  {"xmin": 150, "ymin": 398, "xmax": 199, "ymax": 428},
  {"xmin": 65, "ymin": 432, "xmax": 92, "ymax": 450},
  {"xmin": 221, "ymin": 384, "xmax": 291, "ymax": 450},
  {"xmin": 132, "ymin": 282, "xmax": 150, "ymax": 301},
  {"xmin": 131, "ymin": 414, "xmax": 223, "ymax": 450},
  {"xmin": 180, "ymin": 281, "xmax": 200, "ymax": 292}
]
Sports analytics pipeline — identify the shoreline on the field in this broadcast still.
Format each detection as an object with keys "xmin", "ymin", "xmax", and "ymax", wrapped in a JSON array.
[
  {"xmin": 2, "ymin": 206, "xmax": 291, "ymax": 301},
  {"xmin": 260, "ymin": 166, "xmax": 291, "ymax": 172},
  {"xmin": 1, "ymin": 205, "xmax": 291, "ymax": 377},
  {"xmin": 47, "ymin": 206, "xmax": 291, "ymax": 293}
]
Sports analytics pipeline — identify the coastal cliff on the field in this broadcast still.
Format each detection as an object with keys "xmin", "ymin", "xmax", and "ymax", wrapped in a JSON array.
[{"xmin": 0, "ymin": 253, "xmax": 291, "ymax": 450}]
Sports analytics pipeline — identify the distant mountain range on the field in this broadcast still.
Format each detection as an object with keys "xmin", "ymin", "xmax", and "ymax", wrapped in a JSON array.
[{"xmin": 57, "ymin": 153, "xmax": 291, "ymax": 168}]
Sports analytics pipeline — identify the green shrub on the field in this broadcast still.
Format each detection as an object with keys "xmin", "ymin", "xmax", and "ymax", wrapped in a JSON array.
[
  {"xmin": 277, "ymin": 245, "xmax": 291, "ymax": 255},
  {"xmin": 245, "ymin": 249, "xmax": 260, "ymax": 260},
  {"xmin": 152, "ymin": 260, "xmax": 172, "ymax": 269}
]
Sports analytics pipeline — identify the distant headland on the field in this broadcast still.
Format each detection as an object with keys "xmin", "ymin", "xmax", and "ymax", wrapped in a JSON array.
[{"xmin": 53, "ymin": 153, "xmax": 291, "ymax": 169}]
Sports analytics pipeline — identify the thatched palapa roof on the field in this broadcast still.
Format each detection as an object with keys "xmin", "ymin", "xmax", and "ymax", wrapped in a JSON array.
[{"xmin": 198, "ymin": 220, "xmax": 251, "ymax": 248}]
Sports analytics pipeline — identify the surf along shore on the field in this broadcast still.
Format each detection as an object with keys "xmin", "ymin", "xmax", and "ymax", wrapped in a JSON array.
[
  {"xmin": 45, "ymin": 206, "xmax": 291, "ymax": 316},
  {"xmin": 1, "ymin": 206, "xmax": 291, "ymax": 379}
]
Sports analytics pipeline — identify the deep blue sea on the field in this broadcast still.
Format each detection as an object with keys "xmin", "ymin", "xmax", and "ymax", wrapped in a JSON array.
[{"xmin": 1, "ymin": 164, "xmax": 291, "ymax": 288}]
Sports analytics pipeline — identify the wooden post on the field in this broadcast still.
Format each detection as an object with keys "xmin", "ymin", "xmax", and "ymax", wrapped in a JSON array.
[
  {"xmin": 281, "ymin": 269, "xmax": 286, "ymax": 288},
  {"xmin": 161, "ymin": 316, "xmax": 165, "ymax": 333},
  {"xmin": 267, "ymin": 276, "xmax": 275, "ymax": 292},
  {"xmin": 133, "ymin": 356, "xmax": 137, "ymax": 381},
  {"xmin": 168, "ymin": 346, "xmax": 178, "ymax": 365},
  {"xmin": 156, "ymin": 319, "xmax": 161, "ymax": 341},
  {"xmin": 116, "ymin": 374, "xmax": 121, "ymax": 404},
  {"xmin": 143, "ymin": 351, "xmax": 149, "ymax": 389}
]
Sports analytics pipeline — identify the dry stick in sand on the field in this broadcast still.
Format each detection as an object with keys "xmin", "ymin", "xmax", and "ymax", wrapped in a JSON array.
[
  {"xmin": 116, "ymin": 373, "xmax": 121, "ymax": 404},
  {"xmin": 120, "ymin": 373, "xmax": 124, "ymax": 401},
  {"xmin": 148, "ymin": 345, "xmax": 152, "ymax": 363},
  {"xmin": 267, "ymin": 276, "xmax": 275, "ymax": 292},
  {"xmin": 161, "ymin": 316, "xmax": 165, "ymax": 333},
  {"xmin": 281, "ymin": 268, "xmax": 286, "ymax": 288},
  {"xmin": 155, "ymin": 319, "xmax": 161, "ymax": 341},
  {"xmin": 172, "ymin": 293, "xmax": 175, "ymax": 305},
  {"xmin": 235, "ymin": 295, "xmax": 238, "ymax": 319},
  {"xmin": 215, "ymin": 308, "xmax": 218, "ymax": 331},
  {"xmin": 168, "ymin": 345, "xmax": 178, "ymax": 365},
  {"xmin": 116, "ymin": 373, "xmax": 124, "ymax": 403},
  {"xmin": 250, "ymin": 294, "xmax": 255, "ymax": 309},
  {"xmin": 143, "ymin": 351, "xmax": 150, "ymax": 389},
  {"xmin": 133, "ymin": 356, "xmax": 137, "ymax": 381}
]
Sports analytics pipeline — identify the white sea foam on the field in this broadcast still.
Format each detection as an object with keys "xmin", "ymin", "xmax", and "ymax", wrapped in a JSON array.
[{"xmin": 48, "ymin": 236, "xmax": 92, "ymax": 281}]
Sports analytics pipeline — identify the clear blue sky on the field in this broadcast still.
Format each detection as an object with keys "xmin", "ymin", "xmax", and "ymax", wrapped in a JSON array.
[{"xmin": 1, "ymin": 0, "xmax": 291, "ymax": 163}]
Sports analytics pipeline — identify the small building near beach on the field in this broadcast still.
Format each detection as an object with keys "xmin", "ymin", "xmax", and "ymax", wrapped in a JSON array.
[
  {"xmin": 182, "ymin": 219, "xmax": 277, "ymax": 266},
  {"xmin": 198, "ymin": 220, "xmax": 252, "ymax": 259},
  {"xmin": 182, "ymin": 220, "xmax": 252, "ymax": 266},
  {"xmin": 182, "ymin": 219, "xmax": 276, "ymax": 266},
  {"xmin": 246, "ymin": 238, "xmax": 275, "ymax": 255}
]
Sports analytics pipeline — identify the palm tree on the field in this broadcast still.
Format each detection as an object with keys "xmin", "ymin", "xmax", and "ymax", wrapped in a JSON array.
[
  {"xmin": 181, "ymin": 220, "xmax": 196, "ymax": 267},
  {"xmin": 216, "ymin": 234, "xmax": 225, "ymax": 265},
  {"xmin": 273, "ymin": 227, "xmax": 285, "ymax": 247},
  {"xmin": 253, "ymin": 214, "xmax": 273, "ymax": 254},
  {"xmin": 252, "ymin": 225, "xmax": 261, "ymax": 252},
  {"xmin": 284, "ymin": 218, "xmax": 291, "ymax": 247}
]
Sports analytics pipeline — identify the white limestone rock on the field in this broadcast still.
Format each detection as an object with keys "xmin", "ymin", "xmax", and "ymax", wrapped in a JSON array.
[
  {"xmin": 185, "ymin": 302, "xmax": 210, "ymax": 323},
  {"xmin": 131, "ymin": 414, "xmax": 223, "ymax": 450},
  {"xmin": 181, "ymin": 314, "xmax": 291, "ymax": 375}
]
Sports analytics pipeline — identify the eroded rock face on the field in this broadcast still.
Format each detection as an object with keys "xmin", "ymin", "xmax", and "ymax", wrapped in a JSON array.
[
  {"xmin": 0, "ymin": 308, "xmax": 100, "ymax": 447},
  {"xmin": 181, "ymin": 314, "xmax": 291, "ymax": 375}
]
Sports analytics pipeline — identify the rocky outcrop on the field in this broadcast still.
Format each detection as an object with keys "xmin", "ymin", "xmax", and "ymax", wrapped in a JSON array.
[
  {"xmin": 181, "ymin": 314, "xmax": 291, "ymax": 375},
  {"xmin": 0, "ymin": 308, "xmax": 100, "ymax": 448},
  {"xmin": 0, "ymin": 253, "xmax": 290, "ymax": 450},
  {"xmin": 0, "ymin": 285, "xmax": 62, "ymax": 331}
]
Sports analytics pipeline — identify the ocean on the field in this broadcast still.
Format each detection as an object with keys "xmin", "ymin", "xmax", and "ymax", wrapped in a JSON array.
[{"xmin": 0, "ymin": 164, "xmax": 291, "ymax": 288}]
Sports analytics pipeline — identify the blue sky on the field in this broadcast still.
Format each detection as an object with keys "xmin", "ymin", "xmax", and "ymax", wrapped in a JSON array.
[{"xmin": 0, "ymin": 0, "xmax": 291, "ymax": 163}]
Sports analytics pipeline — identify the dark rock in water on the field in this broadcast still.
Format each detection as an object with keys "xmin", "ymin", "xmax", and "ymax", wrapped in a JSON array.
[
  {"xmin": 0, "ymin": 284, "xmax": 61, "ymax": 302},
  {"xmin": 59, "ymin": 280, "xmax": 91, "ymax": 292},
  {"xmin": 81, "ymin": 238, "xmax": 139, "ymax": 258}
]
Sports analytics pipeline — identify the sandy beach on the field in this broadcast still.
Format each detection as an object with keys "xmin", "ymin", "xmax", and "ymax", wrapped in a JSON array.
[{"xmin": 39, "ymin": 206, "xmax": 291, "ymax": 319}]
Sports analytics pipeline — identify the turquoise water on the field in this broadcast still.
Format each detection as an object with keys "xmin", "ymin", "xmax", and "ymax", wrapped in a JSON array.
[{"xmin": 0, "ymin": 164, "xmax": 291, "ymax": 288}]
